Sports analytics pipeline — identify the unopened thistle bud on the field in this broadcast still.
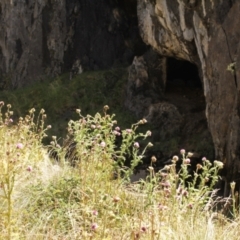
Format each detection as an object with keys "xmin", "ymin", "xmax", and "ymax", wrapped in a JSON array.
[
  {"xmin": 147, "ymin": 142, "xmax": 153, "ymax": 147},
  {"xmin": 187, "ymin": 152, "xmax": 193, "ymax": 157},
  {"xmin": 146, "ymin": 130, "xmax": 152, "ymax": 137}
]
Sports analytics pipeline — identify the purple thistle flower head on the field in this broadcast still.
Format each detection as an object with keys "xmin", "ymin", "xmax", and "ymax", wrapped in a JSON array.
[
  {"xmin": 100, "ymin": 141, "xmax": 106, "ymax": 148},
  {"xmin": 26, "ymin": 166, "xmax": 32, "ymax": 172},
  {"xmin": 180, "ymin": 149, "xmax": 185, "ymax": 155},
  {"xmin": 134, "ymin": 142, "xmax": 140, "ymax": 149},
  {"xmin": 126, "ymin": 129, "xmax": 132, "ymax": 134},
  {"xmin": 92, "ymin": 210, "xmax": 98, "ymax": 216},
  {"xmin": 16, "ymin": 143, "xmax": 24, "ymax": 149},
  {"xmin": 141, "ymin": 226, "xmax": 147, "ymax": 232},
  {"xmin": 91, "ymin": 223, "xmax": 98, "ymax": 231},
  {"xmin": 113, "ymin": 130, "xmax": 118, "ymax": 135},
  {"xmin": 184, "ymin": 158, "xmax": 191, "ymax": 164}
]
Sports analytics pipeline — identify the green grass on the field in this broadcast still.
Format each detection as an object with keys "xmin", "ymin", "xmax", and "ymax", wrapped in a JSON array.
[{"xmin": 0, "ymin": 69, "xmax": 137, "ymax": 143}]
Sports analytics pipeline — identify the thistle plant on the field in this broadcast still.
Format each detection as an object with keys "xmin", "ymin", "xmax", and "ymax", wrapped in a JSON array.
[
  {"xmin": 0, "ymin": 102, "xmax": 49, "ymax": 239},
  {"xmin": 64, "ymin": 106, "xmax": 153, "ymax": 182},
  {"xmin": 0, "ymin": 102, "xmax": 238, "ymax": 240}
]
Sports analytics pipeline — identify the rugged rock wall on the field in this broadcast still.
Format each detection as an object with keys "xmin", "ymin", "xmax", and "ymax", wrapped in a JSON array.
[
  {"xmin": 0, "ymin": 0, "xmax": 145, "ymax": 87},
  {"xmin": 137, "ymin": 0, "xmax": 240, "ymax": 191}
]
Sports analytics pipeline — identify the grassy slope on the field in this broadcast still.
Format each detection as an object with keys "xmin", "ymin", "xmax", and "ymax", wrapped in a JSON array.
[{"xmin": 0, "ymin": 68, "xmax": 137, "ymax": 142}]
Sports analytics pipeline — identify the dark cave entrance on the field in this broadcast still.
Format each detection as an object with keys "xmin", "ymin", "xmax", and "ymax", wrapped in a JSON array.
[
  {"xmin": 166, "ymin": 57, "xmax": 202, "ymax": 90},
  {"xmin": 164, "ymin": 57, "xmax": 214, "ymax": 159}
]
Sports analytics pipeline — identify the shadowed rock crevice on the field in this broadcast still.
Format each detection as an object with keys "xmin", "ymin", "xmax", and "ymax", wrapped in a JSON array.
[
  {"xmin": 165, "ymin": 57, "xmax": 213, "ymax": 158},
  {"xmin": 167, "ymin": 58, "xmax": 202, "ymax": 89},
  {"xmin": 126, "ymin": 51, "xmax": 214, "ymax": 162}
]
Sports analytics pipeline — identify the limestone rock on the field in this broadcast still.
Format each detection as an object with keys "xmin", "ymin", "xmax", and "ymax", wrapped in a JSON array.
[
  {"xmin": 126, "ymin": 51, "xmax": 182, "ymax": 140},
  {"xmin": 0, "ymin": 0, "xmax": 146, "ymax": 87},
  {"xmin": 137, "ymin": 0, "xmax": 240, "ymax": 191}
]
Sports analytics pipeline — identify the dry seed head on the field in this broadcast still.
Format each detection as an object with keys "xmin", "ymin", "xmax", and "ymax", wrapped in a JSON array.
[
  {"xmin": 142, "ymin": 118, "xmax": 147, "ymax": 124},
  {"xmin": 76, "ymin": 109, "xmax": 81, "ymax": 114},
  {"xmin": 187, "ymin": 152, "xmax": 193, "ymax": 157},
  {"xmin": 214, "ymin": 160, "xmax": 224, "ymax": 169},
  {"xmin": 148, "ymin": 166, "xmax": 154, "ymax": 171},
  {"xmin": 163, "ymin": 165, "xmax": 171, "ymax": 171},
  {"xmin": 40, "ymin": 108, "xmax": 45, "ymax": 114},
  {"xmin": 52, "ymin": 136, "xmax": 57, "ymax": 140},
  {"xmin": 29, "ymin": 108, "xmax": 35, "ymax": 114},
  {"xmin": 172, "ymin": 155, "xmax": 179, "ymax": 162},
  {"xmin": 151, "ymin": 156, "xmax": 157, "ymax": 163},
  {"xmin": 230, "ymin": 181, "xmax": 236, "ymax": 190},
  {"xmin": 205, "ymin": 177, "xmax": 209, "ymax": 183},
  {"xmin": 196, "ymin": 164, "xmax": 202, "ymax": 170},
  {"xmin": 103, "ymin": 105, "xmax": 109, "ymax": 111},
  {"xmin": 113, "ymin": 196, "xmax": 121, "ymax": 203}
]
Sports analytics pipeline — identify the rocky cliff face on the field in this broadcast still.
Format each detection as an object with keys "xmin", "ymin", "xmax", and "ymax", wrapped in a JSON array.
[
  {"xmin": 137, "ymin": 0, "xmax": 240, "ymax": 193},
  {"xmin": 0, "ymin": 0, "xmax": 145, "ymax": 87}
]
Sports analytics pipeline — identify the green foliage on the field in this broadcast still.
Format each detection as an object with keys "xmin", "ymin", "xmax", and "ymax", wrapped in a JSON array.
[{"xmin": 0, "ymin": 68, "xmax": 136, "ymax": 141}]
